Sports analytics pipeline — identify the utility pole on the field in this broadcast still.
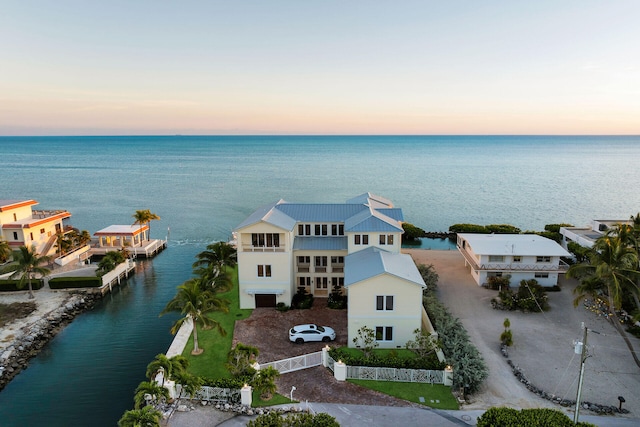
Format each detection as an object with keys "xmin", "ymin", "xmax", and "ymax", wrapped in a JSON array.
[
  {"xmin": 574, "ymin": 322, "xmax": 588, "ymax": 424},
  {"xmin": 574, "ymin": 323, "xmax": 599, "ymax": 424}
]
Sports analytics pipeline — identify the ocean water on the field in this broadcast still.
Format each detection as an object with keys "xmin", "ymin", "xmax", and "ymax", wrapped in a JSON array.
[{"xmin": 0, "ymin": 135, "xmax": 639, "ymax": 425}]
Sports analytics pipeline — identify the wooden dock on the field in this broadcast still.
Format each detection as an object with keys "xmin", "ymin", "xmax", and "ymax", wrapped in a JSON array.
[
  {"xmin": 95, "ymin": 259, "xmax": 136, "ymax": 295},
  {"xmin": 89, "ymin": 238, "xmax": 168, "ymax": 259}
]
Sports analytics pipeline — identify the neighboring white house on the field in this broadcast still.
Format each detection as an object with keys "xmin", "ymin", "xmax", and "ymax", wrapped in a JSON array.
[
  {"xmin": 0, "ymin": 199, "xmax": 71, "ymax": 256},
  {"xmin": 560, "ymin": 219, "xmax": 631, "ymax": 249},
  {"xmin": 234, "ymin": 193, "xmax": 426, "ymax": 348},
  {"xmin": 457, "ymin": 233, "xmax": 571, "ymax": 287}
]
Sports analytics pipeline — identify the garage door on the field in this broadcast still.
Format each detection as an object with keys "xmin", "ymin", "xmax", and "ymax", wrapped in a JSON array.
[{"xmin": 255, "ymin": 294, "xmax": 277, "ymax": 307}]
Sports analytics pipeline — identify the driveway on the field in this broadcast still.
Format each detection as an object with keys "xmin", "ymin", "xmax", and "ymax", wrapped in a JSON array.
[
  {"xmin": 232, "ymin": 299, "xmax": 417, "ymax": 407},
  {"xmin": 405, "ymin": 249, "xmax": 640, "ymax": 417}
]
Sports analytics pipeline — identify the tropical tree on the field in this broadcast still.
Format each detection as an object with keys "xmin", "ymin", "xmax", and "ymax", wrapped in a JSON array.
[
  {"xmin": 133, "ymin": 380, "xmax": 170, "ymax": 409},
  {"xmin": 146, "ymin": 354, "xmax": 189, "ymax": 385},
  {"xmin": 96, "ymin": 251, "xmax": 126, "ymax": 276},
  {"xmin": 0, "ymin": 237, "xmax": 11, "ymax": 263},
  {"xmin": 118, "ymin": 405, "xmax": 162, "ymax": 427},
  {"xmin": 10, "ymin": 245, "xmax": 52, "ymax": 299},
  {"xmin": 133, "ymin": 209, "xmax": 160, "ymax": 246},
  {"xmin": 226, "ymin": 342, "xmax": 260, "ymax": 377},
  {"xmin": 252, "ymin": 366, "xmax": 280, "ymax": 400},
  {"xmin": 191, "ymin": 266, "xmax": 233, "ymax": 294},
  {"xmin": 193, "ymin": 241, "xmax": 237, "ymax": 270},
  {"xmin": 567, "ymin": 230, "xmax": 640, "ymax": 368},
  {"xmin": 160, "ymin": 279, "xmax": 229, "ymax": 355}
]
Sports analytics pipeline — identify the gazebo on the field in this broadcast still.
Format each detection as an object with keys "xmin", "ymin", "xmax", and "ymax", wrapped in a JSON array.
[{"xmin": 94, "ymin": 224, "xmax": 149, "ymax": 248}]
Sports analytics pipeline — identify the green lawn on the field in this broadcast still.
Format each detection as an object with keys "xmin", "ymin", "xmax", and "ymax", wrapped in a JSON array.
[
  {"xmin": 252, "ymin": 391, "xmax": 295, "ymax": 407},
  {"xmin": 348, "ymin": 379, "xmax": 458, "ymax": 410},
  {"xmin": 180, "ymin": 266, "xmax": 253, "ymax": 378},
  {"xmin": 335, "ymin": 347, "xmax": 418, "ymax": 360}
]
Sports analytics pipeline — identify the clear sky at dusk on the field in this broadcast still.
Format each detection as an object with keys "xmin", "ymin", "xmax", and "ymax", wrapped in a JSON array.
[{"xmin": 1, "ymin": 1, "xmax": 638, "ymax": 135}]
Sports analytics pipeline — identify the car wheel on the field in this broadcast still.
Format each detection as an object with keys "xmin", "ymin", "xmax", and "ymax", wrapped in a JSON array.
[
  {"xmin": 322, "ymin": 336, "xmax": 331, "ymax": 342},
  {"xmin": 295, "ymin": 338, "xmax": 304, "ymax": 344}
]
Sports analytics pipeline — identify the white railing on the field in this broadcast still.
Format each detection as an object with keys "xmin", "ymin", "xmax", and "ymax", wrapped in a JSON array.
[
  {"xmin": 326, "ymin": 354, "xmax": 446, "ymax": 384},
  {"xmin": 176, "ymin": 385, "xmax": 240, "ymax": 403},
  {"xmin": 261, "ymin": 351, "xmax": 323, "ymax": 374}
]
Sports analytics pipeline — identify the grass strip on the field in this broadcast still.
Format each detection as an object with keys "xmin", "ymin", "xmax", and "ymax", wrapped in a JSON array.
[{"xmin": 348, "ymin": 379, "xmax": 458, "ymax": 410}]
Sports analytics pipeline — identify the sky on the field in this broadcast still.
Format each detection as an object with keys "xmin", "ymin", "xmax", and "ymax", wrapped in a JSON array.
[{"xmin": 1, "ymin": 1, "xmax": 639, "ymax": 136}]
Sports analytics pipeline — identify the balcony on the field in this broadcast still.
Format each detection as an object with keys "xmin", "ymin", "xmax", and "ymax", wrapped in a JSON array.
[
  {"xmin": 458, "ymin": 246, "xmax": 570, "ymax": 273},
  {"xmin": 241, "ymin": 244, "xmax": 285, "ymax": 253}
]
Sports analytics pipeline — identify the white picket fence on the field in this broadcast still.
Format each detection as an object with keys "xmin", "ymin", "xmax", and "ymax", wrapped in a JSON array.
[{"xmin": 327, "ymin": 354, "xmax": 447, "ymax": 384}]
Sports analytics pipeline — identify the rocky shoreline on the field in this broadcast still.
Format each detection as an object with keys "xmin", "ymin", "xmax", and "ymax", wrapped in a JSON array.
[{"xmin": 0, "ymin": 292, "xmax": 102, "ymax": 391}]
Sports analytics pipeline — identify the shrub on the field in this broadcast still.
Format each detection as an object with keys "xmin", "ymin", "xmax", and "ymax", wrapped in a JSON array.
[
  {"xmin": 247, "ymin": 411, "xmax": 340, "ymax": 427},
  {"xmin": 327, "ymin": 292, "xmax": 347, "ymax": 309},
  {"xmin": 485, "ymin": 275, "xmax": 511, "ymax": 290},
  {"xmin": 485, "ymin": 224, "xmax": 521, "ymax": 234},
  {"xmin": 276, "ymin": 302, "xmax": 289, "ymax": 312},
  {"xmin": 417, "ymin": 264, "xmax": 439, "ymax": 289},
  {"xmin": 477, "ymin": 407, "xmax": 596, "ymax": 427},
  {"xmin": 49, "ymin": 277, "xmax": 101, "ymax": 289},
  {"xmin": 329, "ymin": 347, "xmax": 444, "ymax": 370},
  {"xmin": 423, "ymin": 289, "xmax": 488, "ymax": 393},
  {"xmin": 448, "ymin": 224, "xmax": 488, "ymax": 233},
  {"xmin": 291, "ymin": 288, "xmax": 313, "ymax": 309},
  {"xmin": 0, "ymin": 279, "xmax": 44, "ymax": 292},
  {"xmin": 544, "ymin": 223, "xmax": 573, "ymax": 233},
  {"xmin": 351, "ymin": 326, "xmax": 378, "ymax": 357},
  {"xmin": 401, "ymin": 222, "xmax": 425, "ymax": 241}
]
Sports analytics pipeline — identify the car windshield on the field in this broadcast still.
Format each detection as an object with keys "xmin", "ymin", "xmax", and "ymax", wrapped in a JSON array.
[{"xmin": 316, "ymin": 326, "xmax": 325, "ymax": 332}]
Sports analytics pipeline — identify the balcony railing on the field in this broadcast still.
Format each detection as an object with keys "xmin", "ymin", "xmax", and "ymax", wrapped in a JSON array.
[
  {"xmin": 241, "ymin": 244, "xmax": 285, "ymax": 252},
  {"xmin": 458, "ymin": 246, "xmax": 570, "ymax": 272}
]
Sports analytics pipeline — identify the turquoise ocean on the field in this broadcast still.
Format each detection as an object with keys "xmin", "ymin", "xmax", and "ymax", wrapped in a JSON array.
[{"xmin": 0, "ymin": 135, "xmax": 639, "ymax": 425}]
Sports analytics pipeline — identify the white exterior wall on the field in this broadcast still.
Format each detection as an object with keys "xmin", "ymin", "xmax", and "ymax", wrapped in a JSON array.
[
  {"xmin": 236, "ymin": 222, "xmax": 294, "ymax": 309},
  {"xmin": 0, "ymin": 205, "xmax": 33, "ymax": 224},
  {"xmin": 347, "ymin": 275, "xmax": 423, "ymax": 349}
]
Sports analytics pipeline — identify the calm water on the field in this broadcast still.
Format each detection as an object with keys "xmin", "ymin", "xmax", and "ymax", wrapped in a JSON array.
[{"xmin": 0, "ymin": 135, "xmax": 639, "ymax": 426}]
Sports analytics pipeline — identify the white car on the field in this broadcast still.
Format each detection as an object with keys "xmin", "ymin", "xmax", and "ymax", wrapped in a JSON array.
[{"xmin": 289, "ymin": 324, "xmax": 336, "ymax": 344}]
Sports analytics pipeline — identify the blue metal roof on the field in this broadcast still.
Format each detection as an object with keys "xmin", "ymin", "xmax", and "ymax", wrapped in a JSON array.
[
  {"xmin": 293, "ymin": 236, "xmax": 348, "ymax": 251},
  {"xmin": 344, "ymin": 207, "xmax": 403, "ymax": 232},
  {"xmin": 345, "ymin": 246, "xmax": 426, "ymax": 288},
  {"xmin": 234, "ymin": 200, "xmax": 297, "ymax": 231},
  {"xmin": 276, "ymin": 203, "xmax": 368, "ymax": 222}
]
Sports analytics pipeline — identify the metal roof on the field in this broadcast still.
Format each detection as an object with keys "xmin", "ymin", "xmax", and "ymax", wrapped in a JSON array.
[
  {"xmin": 234, "ymin": 200, "xmax": 297, "ymax": 231},
  {"xmin": 293, "ymin": 236, "xmax": 348, "ymax": 251},
  {"xmin": 344, "ymin": 246, "xmax": 426, "ymax": 288},
  {"xmin": 344, "ymin": 206, "xmax": 403, "ymax": 232},
  {"xmin": 276, "ymin": 203, "xmax": 368, "ymax": 222},
  {"xmin": 346, "ymin": 193, "xmax": 394, "ymax": 208},
  {"xmin": 458, "ymin": 233, "xmax": 571, "ymax": 257}
]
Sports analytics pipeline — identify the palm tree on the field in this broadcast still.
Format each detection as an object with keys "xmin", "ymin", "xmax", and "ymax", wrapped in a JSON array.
[
  {"xmin": 133, "ymin": 210, "xmax": 160, "ymax": 247},
  {"xmin": 567, "ymin": 233, "xmax": 640, "ymax": 368},
  {"xmin": 252, "ymin": 366, "xmax": 280, "ymax": 400},
  {"xmin": 146, "ymin": 354, "xmax": 189, "ymax": 385},
  {"xmin": 160, "ymin": 279, "xmax": 229, "ymax": 355},
  {"xmin": 193, "ymin": 241, "xmax": 237, "ymax": 271},
  {"xmin": 118, "ymin": 406, "xmax": 162, "ymax": 427},
  {"xmin": 0, "ymin": 237, "xmax": 11, "ymax": 264},
  {"xmin": 10, "ymin": 245, "xmax": 52, "ymax": 299},
  {"xmin": 133, "ymin": 380, "xmax": 170, "ymax": 409}
]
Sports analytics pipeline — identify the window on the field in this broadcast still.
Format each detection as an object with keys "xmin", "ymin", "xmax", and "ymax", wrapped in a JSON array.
[
  {"xmin": 535, "ymin": 273, "xmax": 549, "ymax": 278},
  {"xmin": 251, "ymin": 233, "xmax": 280, "ymax": 247},
  {"xmin": 489, "ymin": 255, "xmax": 504, "ymax": 262},
  {"xmin": 375, "ymin": 326, "xmax": 393, "ymax": 341},
  {"xmin": 487, "ymin": 272, "xmax": 503, "ymax": 278},
  {"xmin": 315, "ymin": 277, "xmax": 328, "ymax": 289},
  {"xmin": 376, "ymin": 295, "xmax": 394, "ymax": 311},
  {"xmin": 321, "ymin": 224, "xmax": 328, "ymax": 236},
  {"xmin": 298, "ymin": 256, "xmax": 310, "ymax": 264},
  {"xmin": 331, "ymin": 256, "xmax": 344, "ymax": 264},
  {"xmin": 512, "ymin": 256, "xmax": 522, "ymax": 263},
  {"xmin": 257, "ymin": 265, "xmax": 272, "ymax": 277},
  {"xmin": 387, "ymin": 235, "xmax": 393, "ymax": 245},
  {"xmin": 315, "ymin": 256, "xmax": 327, "ymax": 272},
  {"xmin": 339, "ymin": 224, "xmax": 344, "ymax": 235},
  {"xmin": 30, "ymin": 232, "xmax": 34, "ymax": 240},
  {"xmin": 299, "ymin": 277, "xmax": 311, "ymax": 287},
  {"xmin": 13, "ymin": 232, "xmax": 18, "ymax": 240},
  {"xmin": 13, "ymin": 213, "xmax": 17, "ymax": 221},
  {"xmin": 298, "ymin": 224, "xmax": 304, "ymax": 235},
  {"xmin": 332, "ymin": 224, "xmax": 344, "ymax": 235},
  {"xmin": 315, "ymin": 224, "xmax": 321, "ymax": 235},
  {"xmin": 40, "ymin": 228, "xmax": 45, "ymax": 234},
  {"xmin": 379, "ymin": 234, "xmax": 394, "ymax": 245},
  {"xmin": 331, "ymin": 277, "xmax": 344, "ymax": 288},
  {"xmin": 536, "ymin": 256, "xmax": 551, "ymax": 263},
  {"xmin": 379, "ymin": 235, "xmax": 386, "ymax": 245},
  {"xmin": 354, "ymin": 234, "xmax": 369, "ymax": 245},
  {"xmin": 298, "ymin": 224, "xmax": 312, "ymax": 235}
]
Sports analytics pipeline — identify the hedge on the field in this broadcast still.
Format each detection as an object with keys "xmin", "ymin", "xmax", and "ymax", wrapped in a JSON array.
[
  {"xmin": 329, "ymin": 347, "xmax": 445, "ymax": 370},
  {"xmin": 49, "ymin": 277, "xmax": 102, "ymax": 289},
  {"xmin": 477, "ymin": 407, "xmax": 596, "ymax": 427},
  {"xmin": 0, "ymin": 279, "xmax": 45, "ymax": 292}
]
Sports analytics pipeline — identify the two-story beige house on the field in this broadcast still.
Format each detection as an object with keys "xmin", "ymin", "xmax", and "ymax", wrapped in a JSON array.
[
  {"xmin": 0, "ymin": 199, "xmax": 71, "ymax": 256},
  {"xmin": 235, "ymin": 193, "xmax": 426, "ymax": 348},
  {"xmin": 457, "ymin": 233, "xmax": 571, "ymax": 287}
]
